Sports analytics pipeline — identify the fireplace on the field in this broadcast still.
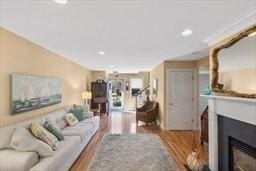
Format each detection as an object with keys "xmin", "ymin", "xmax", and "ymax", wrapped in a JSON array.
[
  {"xmin": 229, "ymin": 137, "xmax": 256, "ymax": 171},
  {"xmin": 218, "ymin": 115, "xmax": 256, "ymax": 171}
]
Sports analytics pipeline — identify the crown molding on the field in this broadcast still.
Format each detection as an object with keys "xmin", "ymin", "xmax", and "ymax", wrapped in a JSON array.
[{"xmin": 204, "ymin": 10, "xmax": 256, "ymax": 46}]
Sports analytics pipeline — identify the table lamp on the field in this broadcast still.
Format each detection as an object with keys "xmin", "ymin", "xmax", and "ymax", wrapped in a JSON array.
[{"xmin": 82, "ymin": 91, "xmax": 92, "ymax": 104}]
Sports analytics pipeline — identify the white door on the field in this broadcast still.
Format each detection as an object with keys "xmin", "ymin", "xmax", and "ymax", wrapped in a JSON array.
[{"xmin": 167, "ymin": 70, "xmax": 194, "ymax": 130}]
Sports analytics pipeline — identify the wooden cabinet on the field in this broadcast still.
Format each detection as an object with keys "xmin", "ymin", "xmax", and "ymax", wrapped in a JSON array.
[
  {"xmin": 200, "ymin": 106, "xmax": 208, "ymax": 145},
  {"xmin": 91, "ymin": 79, "xmax": 109, "ymax": 115}
]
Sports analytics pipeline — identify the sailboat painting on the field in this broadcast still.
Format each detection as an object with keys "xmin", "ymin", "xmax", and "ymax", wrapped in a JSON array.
[{"xmin": 11, "ymin": 74, "xmax": 62, "ymax": 114}]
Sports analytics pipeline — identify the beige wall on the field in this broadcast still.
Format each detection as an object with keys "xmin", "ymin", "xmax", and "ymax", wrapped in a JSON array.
[
  {"xmin": 196, "ymin": 57, "xmax": 210, "ymax": 72},
  {"xmin": 92, "ymin": 71, "xmax": 108, "ymax": 82},
  {"xmin": 150, "ymin": 62, "xmax": 165, "ymax": 128},
  {"xmin": 109, "ymin": 72, "xmax": 150, "ymax": 111},
  {"xmin": 0, "ymin": 28, "xmax": 92, "ymax": 126}
]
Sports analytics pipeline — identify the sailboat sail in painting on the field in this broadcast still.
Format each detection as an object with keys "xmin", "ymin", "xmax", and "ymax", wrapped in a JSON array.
[{"xmin": 12, "ymin": 74, "xmax": 62, "ymax": 114}]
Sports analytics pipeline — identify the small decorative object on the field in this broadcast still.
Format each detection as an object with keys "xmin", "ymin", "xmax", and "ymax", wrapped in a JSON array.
[
  {"xmin": 152, "ymin": 79, "xmax": 158, "ymax": 96},
  {"xmin": 186, "ymin": 150, "xmax": 203, "ymax": 171},
  {"xmin": 202, "ymin": 86, "xmax": 212, "ymax": 95},
  {"xmin": 145, "ymin": 89, "xmax": 150, "ymax": 102},
  {"xmin": 185, "ymin": 120, "xmax": 203, "ymax": 171},
  {"xmin": 125, "ymin": 81, "xmax": 129, "ymax": 91},
  {"xmin": 82, "ymin": 91, "xmax": 92, "ymax": 104}
]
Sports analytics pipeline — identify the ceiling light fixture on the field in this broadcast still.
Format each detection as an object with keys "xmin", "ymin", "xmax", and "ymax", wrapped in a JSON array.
[
  {"xmin": 248, "ymin": 31, "xmax": 256, "ymax": 37},
  {"xmin": 182, "ymin": 29, "xmax": 192, "ymax": 36},
  {"xmin": 54, "ymin": 0, "xmax": 68, "ymax": 4},
  {"xmin": 109, "ymin": 65, "xmax": 115, "ymax": 68},
  {"xmin": 98, "ymin": 51, "xmax": 105, "ymax": 55}
]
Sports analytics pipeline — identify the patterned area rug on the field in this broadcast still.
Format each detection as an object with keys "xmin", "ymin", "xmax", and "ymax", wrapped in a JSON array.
[{"xmin": 87, "ymin": 134, "xmax": 178, "ymax": 171}]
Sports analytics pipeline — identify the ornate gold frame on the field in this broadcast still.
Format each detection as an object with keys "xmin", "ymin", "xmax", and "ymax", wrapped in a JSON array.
[{"xmin": 211, "ymin": 25, "xmax": 256, "ymax": 98}]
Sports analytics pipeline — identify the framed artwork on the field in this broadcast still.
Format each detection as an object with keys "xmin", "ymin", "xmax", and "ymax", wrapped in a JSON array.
[
  {"xmin": 152, "ymin": 79, "xmax": 158, "ymax": 97},
  {"xmin": 11, "ymin": 74, "xmax": 62, "ymax": 114}
]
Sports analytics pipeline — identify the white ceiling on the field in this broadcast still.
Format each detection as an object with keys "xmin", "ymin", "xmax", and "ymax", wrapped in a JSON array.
[{"xmin": 0, "ymin": 0, "xmax": 256, "ymax": 73}]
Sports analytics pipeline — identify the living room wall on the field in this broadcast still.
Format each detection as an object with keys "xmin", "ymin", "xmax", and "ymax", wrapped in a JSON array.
[
  {"xmin": 0, "ymin": 28, "xmax": 92, "ymax": 126},
  {"xmin": 150, "ymin": 62, "xmax": 165, "ymax": 129}
]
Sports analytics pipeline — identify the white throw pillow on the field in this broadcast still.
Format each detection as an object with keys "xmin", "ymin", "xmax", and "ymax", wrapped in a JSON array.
[
  {"xmin": 30, "ymin": 123, "xmax": 58, "ymax": 151},
  {"xmin": 10, "ymin": 127, "xmax": 54, "ymax": 157},
  {"xmin": 65, "ymin": 113, "xmax": 79, "ymax": 126}
]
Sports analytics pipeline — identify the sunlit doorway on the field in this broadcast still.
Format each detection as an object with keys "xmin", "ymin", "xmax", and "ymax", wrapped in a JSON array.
[{"xmin": 109, "ymin": 79, "xmax": 124, "ymax": 111}]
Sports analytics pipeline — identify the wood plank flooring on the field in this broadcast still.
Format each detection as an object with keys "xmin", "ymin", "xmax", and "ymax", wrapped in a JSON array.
[{"xmin": 70, "ymin": 111, "xmax": 208, "ymax": 171}]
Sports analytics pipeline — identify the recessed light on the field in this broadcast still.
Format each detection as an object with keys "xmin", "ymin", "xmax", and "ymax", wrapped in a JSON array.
[
  {"xmin": 191, "ymin": 51, "xmax": 199, "ymax": 55},
  {"xmin": 248, "ymin": 31, "xmax": 256, "ymax": 37},
  {"xmin": 98, "ymin": 51, "xmax": 105, "ymax": 55},
  {"xmin": 54, "ymin": 0, "xmax": 68, "ymax": 4},
  {"xmin": 182, "ymin": 29, "xmax": 192, "ymax": 36},
  {"xmin": 109, "ymin": 65, "xmax": 115, "ymax": 68}
]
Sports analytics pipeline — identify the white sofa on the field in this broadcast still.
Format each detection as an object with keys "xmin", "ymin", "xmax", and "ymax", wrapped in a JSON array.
[{"xmin": 0, "ymin": 106, "xmax": 100, "ymax": 171}]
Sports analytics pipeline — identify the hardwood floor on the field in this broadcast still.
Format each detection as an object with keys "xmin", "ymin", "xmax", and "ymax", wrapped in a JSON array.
[{"xmin": 70, "ymin": 111, "xmax": 208, "ymax": 171}]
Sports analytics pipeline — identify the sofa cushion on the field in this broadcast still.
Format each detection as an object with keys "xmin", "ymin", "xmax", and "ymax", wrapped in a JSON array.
[
  {"xmin": 31, "ymin": 123, "xmax": 58, "ymax": 150},
  {"xmin": 45, "ymin": 109, "xmax": 68, "ymax": 130},
  {"xmin": 30, "ymin": 136, "xmax": 81, "ymax": 171},
  {"xmin": 10, "ymin": 127, "xmax": 54, "ymax": 157},
  {"xmin": 0, "ymin": 150, "xmax": 38, "ymax": 171},
  {"xmin": 80, "ymin": 116, "xmax": 100, "ymax": 134},
  {"xmin": 61, "ymin": 124, "xmax": 92, "ymax": 142},
  {"xmin": 0, "ymin": 116, "xmax": 46, "ymax": 150}
]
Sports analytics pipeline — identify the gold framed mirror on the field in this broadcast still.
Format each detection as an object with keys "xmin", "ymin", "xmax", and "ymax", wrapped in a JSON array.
[{"xmin": 211, "ymin": 25, "xmax": 256, "ymax": 98}]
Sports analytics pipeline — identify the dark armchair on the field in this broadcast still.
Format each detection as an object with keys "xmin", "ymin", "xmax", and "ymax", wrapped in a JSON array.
[{"xmin": 136, "ymin": 101, "xmax": 159, "ymax": 125}]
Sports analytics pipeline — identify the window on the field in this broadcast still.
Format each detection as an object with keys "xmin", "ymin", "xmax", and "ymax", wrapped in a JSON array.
[{"xmin": 130, "ymin": 78, "xmax": 143, "ymax": 97}]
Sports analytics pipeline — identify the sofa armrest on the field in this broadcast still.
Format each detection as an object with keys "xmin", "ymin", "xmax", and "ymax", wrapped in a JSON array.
[{"xmin": 0, "ymin": 150, "xmax": 39, "ymax": 171}]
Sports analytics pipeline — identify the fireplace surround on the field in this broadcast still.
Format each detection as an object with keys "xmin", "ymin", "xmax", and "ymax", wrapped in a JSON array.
[
  {"xmin": 218, "ymin": 115, "xmax": 256, "ymax": 171},
  {"xmin": 202, "ymin": 94, "xmax": 256, "ymax": 171}
]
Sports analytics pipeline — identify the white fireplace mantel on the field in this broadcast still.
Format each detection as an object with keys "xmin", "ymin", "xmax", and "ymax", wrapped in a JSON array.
[{"xmin": 201, "ymin": 94, "xmax": 256, "ymax": 171}]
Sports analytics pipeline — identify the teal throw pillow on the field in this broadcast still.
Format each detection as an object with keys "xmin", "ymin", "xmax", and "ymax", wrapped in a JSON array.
[
  {"xmin": 44, "ymin": 121, "xmax": 64, "ymax": 141},
  {"xmin": 70, "ymin": 108, "xmax": 84, "ymax": 121}
]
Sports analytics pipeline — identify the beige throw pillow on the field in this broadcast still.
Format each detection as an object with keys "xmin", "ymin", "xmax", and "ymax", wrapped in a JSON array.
[
  {"xmin": 30, "ymin": 123, "xmax": 58, "ymax": 150},
  {"xmin": 10, "ymin": 127, "xmax": 54, "ymax": 157},
  {"xmin": 65, "ymin": 113, "xmax": 79, "ymax": 126}
]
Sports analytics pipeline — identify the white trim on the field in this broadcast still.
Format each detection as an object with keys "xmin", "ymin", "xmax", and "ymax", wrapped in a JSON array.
[
  {"xmin": 204, "ymin": 10, "xmax": 256, "ymax": 46},
  {"xmin": 204, "ymin": 94, "xmax": 256, "ymax": 170},
  {"xmin": 165, "ymin": 68, "xmax": 197, "ymax": 130}
]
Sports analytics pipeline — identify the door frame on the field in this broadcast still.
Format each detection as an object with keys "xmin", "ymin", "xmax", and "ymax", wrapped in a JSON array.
[
  {"xmin": 109, "ymin": 79, "xmax": 125, "ymax": 110},
  {"xmin": 165, "ymin": 68, "xmax": 197, "ymax": 130}
]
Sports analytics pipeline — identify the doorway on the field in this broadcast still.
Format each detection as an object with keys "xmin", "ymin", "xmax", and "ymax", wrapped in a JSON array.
[
  {"xmin": 109, "ymin": 79, "xmax": 124, "ymax": 110},
  {"xmin": 167, "ymin": 70, "xmax": 195, "ymax": 130},
  {"xmin": 199, "ymin": 73, "xmax": 209, "ymax": 114}
]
